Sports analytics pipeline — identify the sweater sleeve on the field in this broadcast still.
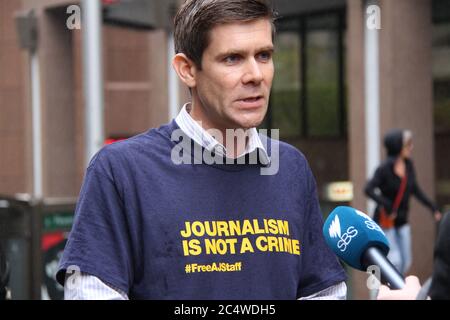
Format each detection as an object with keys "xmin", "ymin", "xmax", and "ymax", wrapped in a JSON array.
[
  {"xmin": 297, "ymin": 163, "xmax": 347, "ymax": 298},
  {"xmin": 410, "ymin": 163, "xmax": 438, "ymax": 212},
  {"xmin": 412, "ymin": 183, "xmax": 438, "ymax": 212},
  {"xmin": 56, "ymin": 150, "xmax": 134, "ymax": 294}
]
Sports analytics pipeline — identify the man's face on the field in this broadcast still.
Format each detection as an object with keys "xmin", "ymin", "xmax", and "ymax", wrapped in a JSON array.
[{"xmin": 191, "ymin": 18, "xmax": 274, "ymax": 132}]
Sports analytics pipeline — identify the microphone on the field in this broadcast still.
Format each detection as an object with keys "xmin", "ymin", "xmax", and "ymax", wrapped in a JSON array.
[{"xmin": 322, "ymin": 206, "xmax": 405, "ymax": 289}]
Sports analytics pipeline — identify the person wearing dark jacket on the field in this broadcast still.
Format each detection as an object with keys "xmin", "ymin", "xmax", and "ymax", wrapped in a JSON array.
[
  {"xmin": 0, "ymin": 243, "xmax": 9, "ymax": 300},
  {"xmin": 427, "ymin": 211, "xmax": 450, "ymax": 299},
  {"xmin": 365, "ymin": 129, "xmax": 442, "ymax": 275}
]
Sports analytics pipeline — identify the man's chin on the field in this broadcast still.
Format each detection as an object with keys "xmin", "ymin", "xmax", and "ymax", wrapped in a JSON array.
[
  {"xmin": 233, "ymin": 114, "xmax": 266, "ymax": 129},
  {"xmin": 233, "ymin": 119, "xmax": 264, "ymax": 130}
]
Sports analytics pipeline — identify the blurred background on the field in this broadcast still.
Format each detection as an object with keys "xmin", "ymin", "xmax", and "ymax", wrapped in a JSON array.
[{"xmin": 0, "ymin": 0, "xmax": 449, "ymax": 299}]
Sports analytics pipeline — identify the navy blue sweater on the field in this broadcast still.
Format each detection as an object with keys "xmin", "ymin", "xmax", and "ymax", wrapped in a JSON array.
[{"xmin": 57, "ymin": 120, "xmax": 346, "ymax": 299}]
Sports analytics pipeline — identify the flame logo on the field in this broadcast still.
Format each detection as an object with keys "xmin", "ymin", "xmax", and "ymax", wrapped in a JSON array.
[{"xmin": 329, "ymin": 215, "xmax": 341, "ymax": 239}]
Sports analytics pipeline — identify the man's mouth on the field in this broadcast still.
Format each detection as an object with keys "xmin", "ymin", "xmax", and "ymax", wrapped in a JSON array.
[
  {"xmin": 242, "ymin": 96, "xmax": 262, "ymax": 102},
  {"xmin": 237, "ymin": 95, "xmax": 265, "ymax": 109}
]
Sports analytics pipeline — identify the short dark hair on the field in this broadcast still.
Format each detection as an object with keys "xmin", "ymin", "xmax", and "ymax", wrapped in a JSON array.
[{"xmin": 174, "ymin": 0, "xmax": 276, "ymax": 69}]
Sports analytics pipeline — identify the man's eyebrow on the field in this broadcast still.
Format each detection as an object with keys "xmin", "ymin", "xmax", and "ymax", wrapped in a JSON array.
[
  {"xmin": 216, "ymin": 46, "xmax": 275, "ymax": 59},
  {"xmin": 257, "ymin": 46, "xmax": 275, "ymax": 53}
]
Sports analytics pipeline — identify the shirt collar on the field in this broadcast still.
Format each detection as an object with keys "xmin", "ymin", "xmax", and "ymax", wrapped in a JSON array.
[{"xmin": 174, "ymin": 103, "xmax": 270, "ymax": 164}]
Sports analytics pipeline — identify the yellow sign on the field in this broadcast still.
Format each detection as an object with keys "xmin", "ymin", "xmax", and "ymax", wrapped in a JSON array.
[{"xmin": 324, "ymin": 181, "xmax": 353, "ymax": 202}]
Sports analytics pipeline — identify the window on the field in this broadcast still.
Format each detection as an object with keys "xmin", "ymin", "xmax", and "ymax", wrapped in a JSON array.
[
  {"xmin": 432, "ymin": 0, "xmax": 450, "ymax": 208},
  {"xmin": 432, "ymin": 22, "xmax": 450, "ymax": 133},
  {"xmin": 270, "ymin": 24, "xmax": 302, "ymax": 136},
  {"xmin": 265, "ymin": 11, "xmax": 346, "ymax": 138}
]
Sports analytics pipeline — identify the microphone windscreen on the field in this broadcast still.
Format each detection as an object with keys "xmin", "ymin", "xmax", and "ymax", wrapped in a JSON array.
[{"xmin": 322, "ymin": 206, "xmax": 389, "ymax": 270}]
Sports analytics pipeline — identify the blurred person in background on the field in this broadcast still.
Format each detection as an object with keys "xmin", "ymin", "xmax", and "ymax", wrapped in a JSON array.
[{"xmin": 365, "ymin": 129, "xmax": 442, "ymax": 275}]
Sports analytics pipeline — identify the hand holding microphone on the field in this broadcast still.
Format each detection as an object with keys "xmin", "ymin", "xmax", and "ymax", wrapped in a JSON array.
[
  {"xmin": 377, "ymin": 276, "xmax": 422, "ymax": 300},
  {"xmin": 322, "ymin": 206, "xmax": 405, "ymax": 289}
]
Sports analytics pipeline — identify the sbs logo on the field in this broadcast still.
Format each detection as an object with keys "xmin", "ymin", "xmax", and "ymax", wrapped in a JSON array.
[{"xmin": 337, "ymin": 226, "xmax": 358, "ymax": 252}]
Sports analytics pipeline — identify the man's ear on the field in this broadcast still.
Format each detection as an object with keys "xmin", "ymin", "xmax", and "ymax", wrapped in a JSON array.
[{"xmin": 172, "ymin": 53, "xmax": 198, "ymax": 88}]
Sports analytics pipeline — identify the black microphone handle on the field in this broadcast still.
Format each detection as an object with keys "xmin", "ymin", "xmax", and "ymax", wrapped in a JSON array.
[{"xmin": 361, "ymin": 247, "xmax": 405, "ymax": 289}]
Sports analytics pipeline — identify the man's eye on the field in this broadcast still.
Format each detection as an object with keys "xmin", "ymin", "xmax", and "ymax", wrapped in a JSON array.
[
  {"xmin": 258, "ymin": 51, "xmax": 272, "ymax": 61},
  {"xmin": 224, "ymin": 55, "xmax": 241, "ymax": 64}
]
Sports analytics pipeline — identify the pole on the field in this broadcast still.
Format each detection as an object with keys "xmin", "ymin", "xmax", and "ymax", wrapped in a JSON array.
[{"xmin": 82, "ymin": 0, "xmax": 104, "ymax": 166}]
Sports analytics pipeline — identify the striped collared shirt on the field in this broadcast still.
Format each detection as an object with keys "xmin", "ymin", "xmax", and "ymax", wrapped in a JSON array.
[{"xmin": 174, "ymin": 102, "xmax": 270, "ymax": 164}]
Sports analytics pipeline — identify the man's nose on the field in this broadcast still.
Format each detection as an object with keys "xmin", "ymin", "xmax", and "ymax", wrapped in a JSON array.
[{"xmin": 242, "ymin": 58, "xmax": 264, "ymax": 84}]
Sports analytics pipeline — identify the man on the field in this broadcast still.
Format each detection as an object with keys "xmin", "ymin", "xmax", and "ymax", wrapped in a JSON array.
[{"xmin": 57, "ymin": 0, "xmax": 347, "ymax": 299}]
